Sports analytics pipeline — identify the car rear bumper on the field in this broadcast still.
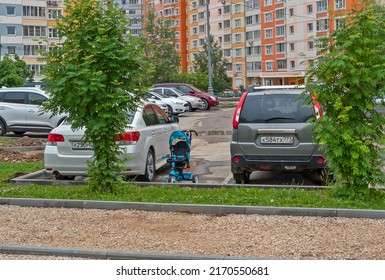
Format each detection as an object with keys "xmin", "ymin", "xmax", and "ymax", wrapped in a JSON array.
[{"xmin": 230, "ymin": 153, "xmax": 327, "ymax": 173}]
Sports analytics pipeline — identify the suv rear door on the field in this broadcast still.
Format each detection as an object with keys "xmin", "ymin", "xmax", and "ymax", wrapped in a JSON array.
[{"xmin": 0, "ymin": 91, "xmax": 27, "ymax": 130}]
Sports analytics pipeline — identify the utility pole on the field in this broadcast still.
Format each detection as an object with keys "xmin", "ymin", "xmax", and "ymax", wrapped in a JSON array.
[{"xmin": 206, "ymin": 0, "xmax": 213, "ymax": 94}]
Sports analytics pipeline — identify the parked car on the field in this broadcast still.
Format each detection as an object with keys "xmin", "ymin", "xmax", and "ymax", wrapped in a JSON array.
[
  {"xmin": 230, "ymin": 85, "xmax": 328, "ymax": 184},
  {"xmin": 0, "ymin": 87, "xmax": 68, "ymax": 136},
  {"xmin": 152, "ymin": 83, "xmax": 219, "ymax": 110},
  {"xmin": 44, "ymin": 102, "xmax": 180, "ymax": 182},
  {"xmin": 150, "ymin": 87, "xmax": 204, "ymax": 112},
  {"xmin": 145, "ymin": 91, "xmax": 189, "ymax": 116}
]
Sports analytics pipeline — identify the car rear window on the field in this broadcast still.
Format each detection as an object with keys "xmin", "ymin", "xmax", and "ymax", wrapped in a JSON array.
[{"xmin": 240, "ymin": 93, "xmax": 314, "ymax": 123}]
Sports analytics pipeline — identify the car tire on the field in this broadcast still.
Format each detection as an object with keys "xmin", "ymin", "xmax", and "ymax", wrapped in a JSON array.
[
  {"xmin": 167, "ymin": 105, "xmax": 173, "ymax": 116},
  {"xmin": 199, "ymin": 99, "xmax": 209, "ymax": 110},
  {"xmin": 142, "ymin": 149, "xmax": 155, "ymax": 182},
  {"xmin": 233, "ymin": 172, "xmax": 250, "ymax": 184},
  {"xmin": 14, "ymin": 131, "xmax": 26, "ymax": 136},
  {"xmin": 0, "ymin": 121, "xmax": 6, "ymax": 136},
  {"xmin": 191, "ymin": 174, "xmax": 199, "ymax": 183},
  {"xmin": 187, "ymin": 102, "xmax": 192, "ymax": 112}
]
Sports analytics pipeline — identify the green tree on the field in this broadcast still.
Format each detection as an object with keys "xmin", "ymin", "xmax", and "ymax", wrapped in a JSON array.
[
  {"xmin": 0, "ymin": 54, "xmax": 31, "ymax": 87},
  {"xmin": 42, "ymin": 0, "xmax": 145, "ymax": 192},
  {"xmin": 192, "ymin": 35, "xmax": 231, "ymax": 92},
  {"xmin": 306, "ymin": 1, "xmax": 385, "ymax": 196},
  {"xmin": 140, "ymin": 9, "xmax": 180, "ymax": 85}
]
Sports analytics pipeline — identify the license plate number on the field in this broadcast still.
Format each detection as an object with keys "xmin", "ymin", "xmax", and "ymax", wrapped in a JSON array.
[
  {"xmin": 260, "ymin": 136, "xmax": 294, "ymax": 144},
  {"xmin": 72, "ymin": 141, "xmax": 92, "ymax": 150}
]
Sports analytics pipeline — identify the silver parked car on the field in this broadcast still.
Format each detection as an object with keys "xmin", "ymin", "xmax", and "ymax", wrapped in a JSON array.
[
  {"xmin": 44, "ymin": 102, "xmax": 180, "ymax": 181},
  {"xmin": 146, "ymin": 91, "xmax": 189, "ymax": 115},
  {"xmin": 150, "ymin": 87, "xmax": 204, "ymax": 111},
  {"xmin": 230, "ymin": 85, "xmax": 328, "ymax": 184},
  {"xmin": 0, "ymin": 87, "xmax": 68, "ymax": 136}
]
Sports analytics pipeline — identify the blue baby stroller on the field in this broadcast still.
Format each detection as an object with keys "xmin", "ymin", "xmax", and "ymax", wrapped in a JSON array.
[{"xmin": 164, "ymin": 130, "xmax": 199, "ymax": 183}]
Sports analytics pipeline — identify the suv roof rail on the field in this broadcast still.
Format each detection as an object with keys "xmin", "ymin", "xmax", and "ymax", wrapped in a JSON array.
[{"xmin": 251, "ymin": 85, "xmax": 305, "ymax": 91}]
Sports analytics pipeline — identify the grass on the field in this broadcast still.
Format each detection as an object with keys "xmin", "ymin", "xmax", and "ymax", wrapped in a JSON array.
[
  {"xmin": 1, "ymin": 162, "xmax": 385, "ymax": 210},
  {"xmin": 0, "ymin": 137, "xmax": 14, "ymax": 147}
]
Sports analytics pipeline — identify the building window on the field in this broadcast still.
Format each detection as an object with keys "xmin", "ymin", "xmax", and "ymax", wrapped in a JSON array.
[
  {"xmin": 7, "ymin": 46, "xmax": 16, "ymax": 54},
  {"xmin": 316, "ymin": 19, "xmax": 328, "ymax": 31},
  {"xmin": 235, "ymin": 64, "xmax": 242, "ymax": 72},
  {"xmin": 218, "ymin": 22, "xmax": 222, "ymax": 29},
  {"xmin": 277, "ymin": 59, "xmax": 287, "ymax": 70},
  {"xmin": 265, "ymin": 12, "xmax": 272, "ymax": 23},
  {"xmin": 192, "ymin": 40, "xmax": 198, "ymax": 48},
  {"xmin": 224, "ymin": 19, "xmax": 231, "ymax": 28},
  {"xmin": 225, "ymin": 63, "xmax": 232, "ymax": 71},
  {"xmin": 6, "ymin": 6, "xmax": 15, "ymax": 15},
  {"xmin": 217, "ymin": 8, "xmax": 222, "ymax": 16},
  {"xmin": 264, "ymin": 0, "xmax": 272, "ymax": 6},
  {"xmin": 48, "ymin": 28, "xmax": 59, "ymax": 38},
  {"xmin": 265, "ymin": 29, "xmax": 273, "ymax": 39},
  {"xmin": 289, "ymin": 43, "xmax": 295, "ymax": 51},
  {"xmin": 24, "ymin": 45, "xmax": 47, "ymax": 56},
  {"xmin": 308, "ymin": 41, "xmax": 314, "ymax": 50},
  {"xmin": 235, "ymin": 48, "xmax": 242, "ymax": 57},
  {"xmin": 224, "ymin": 5, "xmax": 231, "ymax": 14},
  {"xmin": 234, "ymin": 4, "xmax": 241, "ymax": 13},
  {"xmin": 235, "ymin": 33, "xmax": 242, "ymax": 42},
  {"xmin": 276, "ymin": 26, "xmax": 285, "ymax": 37},
  {"xmin": 307, "ymin": 4, "xmax": 313, "ymax": 14},
  {"xmin": 335, "ymin": 17, "xmax": 345, "ymax": 29},
  {"xmin": 290, "ymin": 60, "xmax": 295, "ymax": 69},
  {"xmin": 198, "ymin": 11, "xmax": 205, "ymax": 20},
  {"xmin": 307, "ymin": 23, "xmax": 314, "ymax": 32},
  {"xmin": 6, "ymin": 26, "xmax": 16, "ymax": 35},
  {"xmin": 198, "ymin": 24, "xmax": 205, "ymax": 33},
  {"xmin": 199, "ymin": 38, "xmax": 204, "ymax": 45},
  {"xmin": 28, "ymin": 64, "xmax": 45, "ymax": 76},
  {"xmin": 224, "ymin": 34, "xmax": 231, "ymax": 43},
  {"xmin": 223, "ymin": 49, "xmax": 232, "ymax": 58},
  {"xmin": 235, "ymin": 19, "xmax": 241, "ymax": 28},
  {"xmin": 48, "ymin": 9, "xmax": 62, "ymax": 19},
  {"xmin": 192, "ymin": 14, "xmax": 197, "ymax": 22},
  {"xmin": 289, "ymin": 8, "xmax": 294, "ymax": 17},
  {"xmin": 192, "ymin": 27, "xmax": 197, "ymax": 35},
  {"xmin": 276, "ymin": 9, "xmax": 285, "ymax": 20},
  {"xmin": 289, "ymin": 25, "xmax": 294, "ymax": 34},
  {"xmin": 317, "ymin": 0, "xmax": 328, "ymax": 12},
  {"xmin": 266, "ymin": 61, "xmax": 273, "ymax": 71},
  {"xmin": 335, "ymin": 0, "xmax": 346, "ymax": 10},
  {"xmin": 23, "ymin": 6, "xmax": 46, "ymax": 17},
  {"xmin": 247, "ymin": 61, "xmax": 262, "ymax": 71},
  {"xmin": 266, "ymin": 45, "xmax": 273, "ymax": 55},
  {"xmin": 276, "ymin": 42, "xmax": 286, "ymax": 53}
]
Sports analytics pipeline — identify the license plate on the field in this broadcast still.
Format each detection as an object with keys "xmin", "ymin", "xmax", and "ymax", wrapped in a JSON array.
[
  {"xmin": 72, "ymin": 141, "xmax": 93, "ymax": 150},
  {"xmin": 260, "ymin": 136, "xmax": 294, "ymax": 144}
]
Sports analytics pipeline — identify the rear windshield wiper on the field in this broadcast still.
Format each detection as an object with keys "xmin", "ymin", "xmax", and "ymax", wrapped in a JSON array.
[{"xmin": 264, "ymin": 117, "xmax": 295, "ymax": 122}]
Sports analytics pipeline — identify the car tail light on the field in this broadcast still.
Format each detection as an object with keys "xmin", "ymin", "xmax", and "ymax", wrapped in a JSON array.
[
  {"xmin": 316, "ymin": 156, "xmax": 325, "ymax": 164},
  {"xmin": 232, "ymin": 92, "xmax": 248, "ymax": 129},
  {"xmin": 117, "ymin": 131, "xmax": 140, "ymax": 145},
  {"xmin": 233, "ymin": 156, "xmax": 240, "ymax": 163},
  {"xmin": 311, "ymin": 94, "xmax": 323, "ymax": 119},
  {"xmin": 46, "ymin": 133, "xmax": 64, "ymax": 146}
]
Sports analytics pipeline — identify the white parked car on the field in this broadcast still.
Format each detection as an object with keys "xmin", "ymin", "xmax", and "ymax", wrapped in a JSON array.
[
  {"xmin": 44, "ymin": 102, "xmax": 180, "ymax": 182},
  {"xmin": 146, "ymin": 91, "xmax": 189, "ymax": 115},
  {"xmin": 150, "ymin": 87, "xmax": 204, "ymax": 112},
  {"xmin": 0, "ymin": 87, "xmax": 68, "ymax": 136}
]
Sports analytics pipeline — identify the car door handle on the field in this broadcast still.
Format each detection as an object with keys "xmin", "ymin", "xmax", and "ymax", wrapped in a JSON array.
[
  {"xmin": 28, "ymin": 109, "xmax": 35, "ymax": 113},
  {"xmin": 152, "ymin": 131, "xmax": 156, "ymax": 136}
]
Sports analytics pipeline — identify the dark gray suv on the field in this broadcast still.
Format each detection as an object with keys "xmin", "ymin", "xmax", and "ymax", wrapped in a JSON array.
[{"xmin": 230, "ymin": 86, "xmax": 327, "ymax": 184}]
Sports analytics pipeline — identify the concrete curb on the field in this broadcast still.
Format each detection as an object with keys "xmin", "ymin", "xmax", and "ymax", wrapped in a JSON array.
[
  {"xmin": 0, "ymin": 244, "xmax": 255, "ymax": 260},
  {"xmin": 1, "ymin": 197, "xmax": 385, "ymax": 219}
]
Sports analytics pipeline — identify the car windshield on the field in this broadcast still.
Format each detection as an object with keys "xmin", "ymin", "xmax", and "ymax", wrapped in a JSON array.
[
  {"xmin": 240, "ymin": 94, "xmax": 314, "ymax": 123},
  {"xmin": 150, "ymin": 91, "xmax": 168, "ymax": 99},
  {"xmin": 171, "ymin": 88, "xmax": 186, "ymax": 96},
  {"xmin": 62, "ymin": 111, "xmax": 135, "ymax": 126},
  {"xmin": 188, "ymin": 85, "xmax": 203, "ymax": 92}
]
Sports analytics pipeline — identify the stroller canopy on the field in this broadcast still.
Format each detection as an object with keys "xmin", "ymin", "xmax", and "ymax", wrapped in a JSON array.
[{"xmin": 169, "ymin": 130, "xmax": 191, "ymax": 150}]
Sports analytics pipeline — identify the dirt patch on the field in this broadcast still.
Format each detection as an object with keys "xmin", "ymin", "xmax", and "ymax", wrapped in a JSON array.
[{"xmin": 0, "ymin": 137, "xmax": 45, "ymax": 163}]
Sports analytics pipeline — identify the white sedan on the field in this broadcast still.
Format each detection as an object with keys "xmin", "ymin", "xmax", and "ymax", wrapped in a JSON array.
[
  {"xmin": 150, "ymin": 87, "xmax": 204, "ymax": 111},
  {"xmin": 146, "ymin": 91, "xmax": 189, "ymax": 115},
  {"xmin": 44, "ymin": 102, "xmax": 179, "ymax": 182}
]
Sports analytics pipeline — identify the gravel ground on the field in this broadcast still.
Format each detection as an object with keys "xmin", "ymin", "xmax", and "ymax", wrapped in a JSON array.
[{"xmin": 1, "ymin": 205, "xmax": 385, "ymax": 260}]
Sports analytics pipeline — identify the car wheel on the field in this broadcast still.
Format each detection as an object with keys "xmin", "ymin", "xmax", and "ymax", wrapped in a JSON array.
[
  {"xmin": 142, "ymin": 149, "xmax": 155, "ymax": 182},
  {"xmin": 191, "ymin": 174, "xmax": 199, "ymax": 183},
  {"xmin": 187, "ymin": 102, "xmax": 192, "ymax": 112},
  {"xmin": 0, "ymin": 121, "xmax": 6, "ymax": 136},
  {"xmin": 14, "ymin": 131, "xmax": 26, "ymax": 136},
  {"xmin": 168, "ymin": 175, "xmax": 177, "ymax": 183},
  {"xmin": 199, "ymin": 99, "xmax": 209, "ymax": 110},
  {"xmin": 167, "ymin": 105, "xmax": 173, "ymax": 116},
  {"xmin": 233, "ymin": 172, "xmax": 250, "ymax": 184}
]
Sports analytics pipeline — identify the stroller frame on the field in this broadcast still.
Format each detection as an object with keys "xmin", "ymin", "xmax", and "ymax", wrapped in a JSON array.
[{"xmin": 163, "ymin": 130, "xmax": 199, "ymax": 183}]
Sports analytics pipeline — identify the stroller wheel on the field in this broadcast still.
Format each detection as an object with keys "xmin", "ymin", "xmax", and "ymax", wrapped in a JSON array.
[
  {"xmin": 168, "ymin": 176, "xmax": 177, "ymax": 183},
  {"xmin": 191, "ymin": 174, "xmax": 199, "ymax": 184}
]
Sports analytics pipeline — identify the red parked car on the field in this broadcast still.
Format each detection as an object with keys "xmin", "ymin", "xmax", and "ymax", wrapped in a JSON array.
[{"xmin": 152, "ymin": 83, "xmax": 219, "ymax": 110}]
